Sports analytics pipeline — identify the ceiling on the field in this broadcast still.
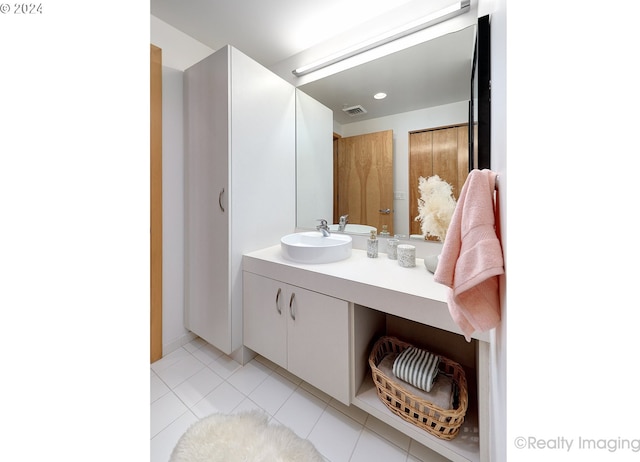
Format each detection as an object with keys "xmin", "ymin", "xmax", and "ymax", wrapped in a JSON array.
[
  {"xmin": 150, "ymin": 0, "xmax": 477, "ymax": 124},
  {"xmin": 297, "ymin": 26, "xmax": 475, "ymax": 124}
]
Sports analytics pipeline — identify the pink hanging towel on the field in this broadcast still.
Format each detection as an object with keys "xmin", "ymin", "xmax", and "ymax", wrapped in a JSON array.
[{"xmin": 434, "ymin": 169, "xmax": 504, "ymax": 341}]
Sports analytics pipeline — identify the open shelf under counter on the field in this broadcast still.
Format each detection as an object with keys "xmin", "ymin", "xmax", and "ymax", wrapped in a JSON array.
[{"xmin": 353, "ymin": 375, "xmax": 481, "ymax": 462}]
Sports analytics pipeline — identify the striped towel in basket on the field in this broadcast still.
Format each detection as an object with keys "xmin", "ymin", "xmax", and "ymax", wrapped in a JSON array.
[{"xmin": 392, "ymin": 346, "xmax": 440, "ymax": 392}]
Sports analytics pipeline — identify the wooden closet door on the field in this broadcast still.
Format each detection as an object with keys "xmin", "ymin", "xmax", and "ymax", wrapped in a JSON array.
[
  {"xmin": 409, "ymin": 125, "xmax": 469, "ymax": 237},
  {"xmin": 409, "ymin": 131, "xmax": 433, "ymax": 236},
  {"xmin": 432, "ymin": 127, "xmax": 459, "ymax": 195},
  {"xmin": 457, "ymin": 125, "xmax": 470, "ymax": 198}
]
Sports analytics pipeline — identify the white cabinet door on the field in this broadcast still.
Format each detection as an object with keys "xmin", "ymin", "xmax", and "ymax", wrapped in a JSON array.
[
  {"xmin": 243, "ymin": 272, "xmax": 351, "ymax": 404},
  {"xmin": 287, "ymin": 285, "xmax": 350, "ymax": 405},
  {"xmin": 184, "ymin": 47, "xmax": 230, "ymax": 350},
  {"xmin": 243, "ymin": 272, "xmax": 287, "ymax": 369}
]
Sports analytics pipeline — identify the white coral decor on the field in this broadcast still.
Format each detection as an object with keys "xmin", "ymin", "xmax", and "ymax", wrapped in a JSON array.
[{"xmin": 415, "ymin": 175, "xmax": 457, "ymax": 241}]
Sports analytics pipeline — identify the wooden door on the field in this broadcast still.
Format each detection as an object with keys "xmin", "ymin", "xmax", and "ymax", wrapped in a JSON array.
[
  {"xmin": 150, "ymin": 44, "xmax": 162, "ymax": 363},
  {"xmin": 333, "ymin": 133, "xmax": 340, "ymax": 223},
  {"xmin": 336, "ymin": 130, "xmax": 394, "ymax": 234},
  {"xmin": 409, "ymin": 125, "xmax": 469, "ymax": 236}
]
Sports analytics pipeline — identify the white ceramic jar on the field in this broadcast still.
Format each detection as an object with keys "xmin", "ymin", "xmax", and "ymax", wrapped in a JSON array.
[{"xmin": 397, "ymin": 244, "xmax": 416, "ymax": 268}]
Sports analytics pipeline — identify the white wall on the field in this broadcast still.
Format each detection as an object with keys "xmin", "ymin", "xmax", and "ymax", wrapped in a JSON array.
[
  {"xmin": 476, "ymin": 0, "xmax": 506, "ymax": 461},
  {"xmin": 151, "ymin": 16, "xmax": 214, "ymax": 354},
  {"xmin": 150, "ymin": 16, "xmax": 213, "ymax": 71},
  {"xmin": 160, "ymin": 66, "xmax": 193, "ymax": 353},
  {"xmin": 338, "ymin": 101, "xmax": 468, "ymax": 236}
]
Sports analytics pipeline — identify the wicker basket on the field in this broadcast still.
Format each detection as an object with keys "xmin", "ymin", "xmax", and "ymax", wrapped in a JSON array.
[{"xmin": 368, "ymin": 336, "xmax": 468, "ymax": 440}]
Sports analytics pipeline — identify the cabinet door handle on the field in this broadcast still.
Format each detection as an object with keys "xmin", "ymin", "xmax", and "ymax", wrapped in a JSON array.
[
  {"xmin": 379, "ymin": 208, "xmax": 391, "ymax": 214},
  {"xmin": 275, "ymin": 288, "xmax": 282, "ymax": 315},
  {"xmin": 218, "ymin": 188, "xmax": 225, "ymax": 212},
  {"xmin": 289, "ymin": 293, "xmax": 296, "ymax": 321}
]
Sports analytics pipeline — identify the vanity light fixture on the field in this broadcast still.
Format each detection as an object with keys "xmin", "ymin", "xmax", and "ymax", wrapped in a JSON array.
[
  {"xmin": 292, "ymin": 0, "xmax": 470, "ymax": 77},
  {"xmin": 374, "ymin": 92, "xmax": 387, "ymax": 100}
]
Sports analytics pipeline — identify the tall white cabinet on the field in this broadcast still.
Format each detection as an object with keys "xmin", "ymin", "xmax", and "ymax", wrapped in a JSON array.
[{"xmin": 184, "ymin": 45, "xmax": 296, "ymax": 357}]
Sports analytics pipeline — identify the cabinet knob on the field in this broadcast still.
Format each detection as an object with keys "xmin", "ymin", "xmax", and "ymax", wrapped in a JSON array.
[
  {"xmin": 289, "ymin": 293, "xmax": 296, "ymax": 320},
  {"xmin": 275, "ymin": 287, "xmax": 282, "ymax": 315}
]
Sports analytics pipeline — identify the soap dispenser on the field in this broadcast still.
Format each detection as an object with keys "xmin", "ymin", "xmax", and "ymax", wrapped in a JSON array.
[{"xmin": 367, "ymin": 230, "xmax": 378, "ymax": 258}]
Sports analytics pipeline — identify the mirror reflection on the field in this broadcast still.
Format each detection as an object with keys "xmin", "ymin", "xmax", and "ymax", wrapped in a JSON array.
[{"xmin": 296, "ymin": 24, "xmax": 477, "ymax": 237}]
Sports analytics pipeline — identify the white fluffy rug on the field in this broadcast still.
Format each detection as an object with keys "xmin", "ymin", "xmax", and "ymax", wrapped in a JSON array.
[{"xmin": 169, "ymin": 410, "xmax": 325, "ymax": 462}]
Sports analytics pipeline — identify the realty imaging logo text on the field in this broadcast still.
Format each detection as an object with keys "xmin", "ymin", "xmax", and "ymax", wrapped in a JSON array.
[{"xmin": 514, "ymin": 436, "xmax": 640, "ymax": 453}]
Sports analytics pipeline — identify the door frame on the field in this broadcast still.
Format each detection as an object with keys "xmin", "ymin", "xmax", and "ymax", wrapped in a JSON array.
[{"xmin": 150, "ymin": 44, "xmax": 163, "ymax": 363}]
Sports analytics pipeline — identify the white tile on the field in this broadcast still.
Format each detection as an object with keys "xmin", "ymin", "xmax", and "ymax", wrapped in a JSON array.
[
  {"xmin": 307, "ymin": 406, "xmax": 363, "ymax": 462},
  {"xmin": 151, "ymin": 371, "xmax": 170, "ymax": 403},
  {"xmin": 190, "ymin": 342, "xmax": 224, "ymax": 365},
  {"xmin": 232, "ymin": 397, "xmax": 269, "ymax": 415},
  {"xmin": 190, "ymin": 382, "xmax": 246, "ymax": 418},
  {"xmin": 150, "ymin": 392, "xmax": 189, "ymax": 438},
  {"xmin": 299, "ymin": 380, "xmax": 332, "ymax": 403},
  {"xmin": 150, "ymin": 347, "xmax": 191, "ymax": 373},
  {"xmin": 150, "ymin": 410, "xmax": 198, "ymax": 462},
  {"xmin": 328, "ymin": 398, "xmax": 369, "ymax": 425},
  {"xmin": 226, "ymin": 360, "xmax": 272, "ymax": 395},
  {"xmin": 207, "ymin": 353, "xmax": 242, "ymax": 379},
  {"xmin": 408, "ymin": 440, "xmax": 452, "ymax": 462},
  {"xmin": 274, "ymin": 387, "xmax": 327, "ymax": 438},
  {"xmin": 150, "ymin": 349, "xmax": 453, "ymax": 462},
  {"xmin": 172, "ymin": 366, "xmax": 224, "ymax": 408},
  {"xmin": 350, "ymin": 428, "xmax": 409, "ymax": 462},
  {"xmin": 248, "ymin": 372, "xmax": 297, "ymax": 415},
  {"xmin": 154, "ymin": 353, "xmax": 206, "ymax": 389},
  {"xmin": 365, "ymin": 415, "xmax": 411, "ymax": 451},
  {"xmin": 182, "ymin": 336, "xmax": 207, "ymax": 353}
]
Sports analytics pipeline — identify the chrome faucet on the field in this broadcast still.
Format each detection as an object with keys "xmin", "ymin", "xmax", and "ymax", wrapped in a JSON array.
[
  {"xmin": 338, "ymin": 214, "xmax": 349, "ymax": 232},
  {"xmin": 316, "ymin": 219, "xmax": 331, "ymax": 237}
]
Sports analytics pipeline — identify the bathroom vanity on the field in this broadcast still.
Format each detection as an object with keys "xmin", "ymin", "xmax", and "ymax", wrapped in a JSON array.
[{"xmin": 243, "ymin": 245, "xmax": 491, "ymax": 462}]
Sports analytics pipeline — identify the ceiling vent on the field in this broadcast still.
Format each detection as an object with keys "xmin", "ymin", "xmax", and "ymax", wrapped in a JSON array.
[{"xmin": 342, "ymin": 105, "xmax": 367, "ymax": 116}]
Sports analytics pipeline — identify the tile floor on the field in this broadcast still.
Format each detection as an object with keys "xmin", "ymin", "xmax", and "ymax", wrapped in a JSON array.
[{"xmin": 151, "ymin": 337, "xmax": 451, "ymax": 462}]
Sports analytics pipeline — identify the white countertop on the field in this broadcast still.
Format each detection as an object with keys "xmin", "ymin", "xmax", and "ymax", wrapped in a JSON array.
[{"xmin": 243, "ymin": 245, "xmax": 490, "ymax": 343}]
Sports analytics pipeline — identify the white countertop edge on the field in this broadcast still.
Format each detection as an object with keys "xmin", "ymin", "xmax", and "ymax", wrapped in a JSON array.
[{"xmin": 243, "ymin": 245, "xmax": 491, "ymax": 343}]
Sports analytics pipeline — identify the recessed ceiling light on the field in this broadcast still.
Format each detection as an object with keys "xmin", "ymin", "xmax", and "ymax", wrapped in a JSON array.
[{"xmin": 374, "ymin": 92, "xmax": 387, "ymax": 100}]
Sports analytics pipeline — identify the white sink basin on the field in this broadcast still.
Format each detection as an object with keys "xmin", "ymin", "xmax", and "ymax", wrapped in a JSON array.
[
  {"xmin": 281, "ymin": 231, "xmax": 352, "ymax": 264},
  {"xmin": 328, "ymin": 223, "xmax": 377, "ymax": 235}
]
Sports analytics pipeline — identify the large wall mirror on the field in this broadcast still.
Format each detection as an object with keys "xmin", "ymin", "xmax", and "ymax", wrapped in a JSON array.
[{"xmin": 296, "ymin": 16, "xmax": 486, "ymax": 237}]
